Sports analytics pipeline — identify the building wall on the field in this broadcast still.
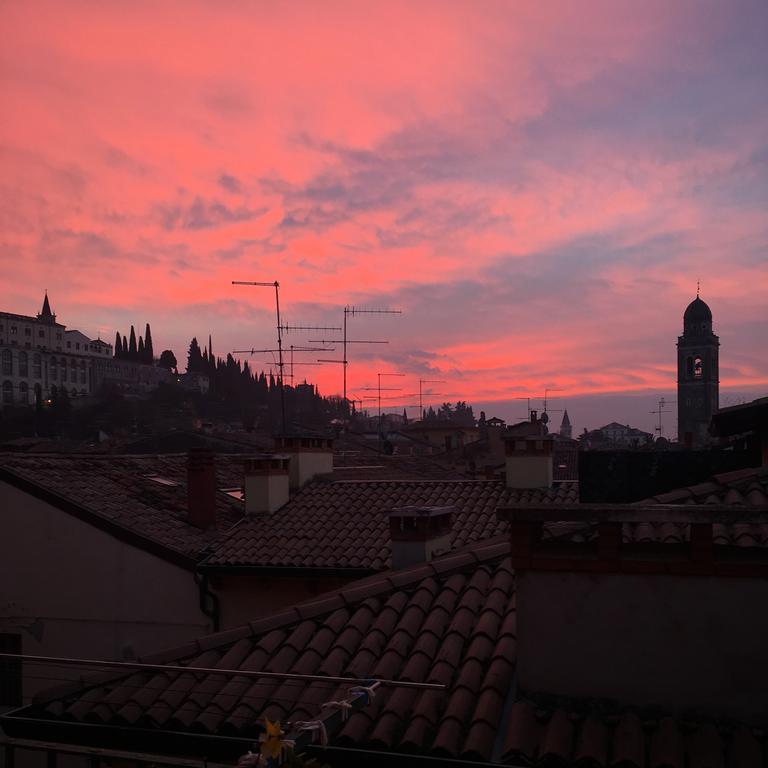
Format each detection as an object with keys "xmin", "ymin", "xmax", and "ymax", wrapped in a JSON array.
[
  {"xmin": 211, "ymin": 572, "xmax": 353, "ymax": 630},
  {"xmin": 0, "ymin": 482, "xmax": 212, "ymax": 704},
  {"xmin": 0, "ymin": 312, "xmax": 113, "ymax": 408},
  {"xmin": 516, "ymin": 569, "xmax": 768, "ymax": 725}
]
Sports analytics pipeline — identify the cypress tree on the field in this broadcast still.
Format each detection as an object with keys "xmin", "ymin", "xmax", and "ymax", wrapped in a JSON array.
[
  {"xmin": 187, "ymin": 337, "xmax": 203, "ymax": 373},
  {"xmin": 122, "ymin": 335, "xmax": 129, "ymax": 359},
  {"xmin": 115, "ymin": 332, "xmax": 122, "ymax": 358},
  {"xmin": 144, "ymin": 323, "xmax": 154, "ymax": 363},
  {"xmin": 138, "ymin": 337, "xmax": 145, "ymax": 360},
  {"xmin": 128, "ymin": 326, "xmax": 137, "ymax": 359}
]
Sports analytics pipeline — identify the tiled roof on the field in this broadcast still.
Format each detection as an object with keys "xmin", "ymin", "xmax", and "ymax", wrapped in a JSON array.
[
  {"xmin": 0, "ymin": 453, "xmax": 248, "ymax": 560},
  {"xmin": 203, "ymin": 480, "xmax": 578, "ymax": 570},
  {"xmin": 9, "ymin": 538, "xmax": 767, "ymax": 767},
  {"xmin": 503, "ymin": 701, "xmax": 767, "ymax": 768},
  {"xmin": 644, "ymin": 466, "xmax": 768, "ymax": 506}
]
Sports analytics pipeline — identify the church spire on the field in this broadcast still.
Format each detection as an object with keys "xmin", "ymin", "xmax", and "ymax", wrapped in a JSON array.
[{"xmin": 38, "ymin": 291, "xmax": 56, "ymax": 324}]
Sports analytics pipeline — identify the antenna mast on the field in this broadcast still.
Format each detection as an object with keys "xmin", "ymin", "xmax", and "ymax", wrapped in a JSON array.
[{"xmin": 232, "ymin": 280, "xmax": 287, "ymax": 433}]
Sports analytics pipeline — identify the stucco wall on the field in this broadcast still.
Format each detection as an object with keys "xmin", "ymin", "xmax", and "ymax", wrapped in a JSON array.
[
  {"xmin": 0, "ymin": 482, "xmax": 212, "ymax": 703},
  {"xmin": 516, "ymin": 569, "xmax": 768, "ymax": 725}
]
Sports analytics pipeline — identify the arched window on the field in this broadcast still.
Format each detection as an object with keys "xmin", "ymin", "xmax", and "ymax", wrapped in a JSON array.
[
  {"xmin": 693, "ymin": 356, "xmax": 703, "ymax": 378},
  {"xmin": 71, "ymin": 387, "xmax": 78, "ymax": 398},
  {"xmin": 18, "ymin": 381, "xmax": 28, "ymax": 404},
  {"xmin": 50, "ymin": 384, "xmax": 58, "ymax": 399},
  {"xmin": 18, "ymin": 351, "xmax": 28, "ymax": 377},
  {"xmin": 1, "ymin": 350, "xmax": 12, "ymax": 376},
  {"xmin": 70, "ymin": 359, "xmax": 77, "ymax": 382},
  {"xmin": 50, "ymin": 356, "xmax": 58, "ymax": 380},
  {"xmin": 33, "ymin": 353, "xmax": 42, "ymax": 379},
  {"xmin": 80, "ymin": 360, "xmax": 86, "ymax": 384},
  {"xmin": 2, "ymin": 381, "xmax": 12, "ymax": 404}
]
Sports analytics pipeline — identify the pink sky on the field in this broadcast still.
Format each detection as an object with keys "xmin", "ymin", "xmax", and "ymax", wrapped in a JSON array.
[{"xmin": 1, "ymin": 1, "xmax": 767, "ymax": 431}]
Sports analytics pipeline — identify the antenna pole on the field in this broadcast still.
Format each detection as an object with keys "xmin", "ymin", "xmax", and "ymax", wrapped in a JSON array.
[{"xmin": 232, "ymin": 279, "xmax": 286, "ymax": 434}]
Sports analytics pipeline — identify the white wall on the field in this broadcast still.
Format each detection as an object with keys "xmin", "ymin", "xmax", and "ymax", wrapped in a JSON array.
[{"xmin": 0, "ymin": 482, "xmax": 212, "ymax": 704}]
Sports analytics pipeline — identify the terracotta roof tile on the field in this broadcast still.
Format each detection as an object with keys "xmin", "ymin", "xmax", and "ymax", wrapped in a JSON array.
[{"xmin": 9, "ymin": 536, "xmax": 768, "ymax": 767}]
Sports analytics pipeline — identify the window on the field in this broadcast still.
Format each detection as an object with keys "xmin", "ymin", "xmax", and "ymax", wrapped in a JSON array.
[
  {"xmin": 221, "ymin": 487, "xmax": 244, "ymax": 501},
  {"xmin": 50, "ymin": 356, "xmax": 58, "ymax": 380},
  {"xmin": 39, "ymin": 330, "xmax": 44, "ymax": 338},
  {"xmin": 686, "ymin": 356, "xmax": 693, "ymax": 377},
  {"xmin": 80, "ymin": 360, "xmax": 86, "ymax": 384},
  {"xmin": 18, "ymin": 351, "xmax": 28, "ymax": 377},
  {"xmin": 71, "ymin": 387, "xmax": 78, "ymax": 398},
  {"xmin": 75, "ymin": 342, "xmax": 80, "ymax": 350},
  {"xmin": 0, "ymin": 633, "xmax": 22, "ymax": 706},
  {"xmin": 56, "ymin": 332, "xmax": 62, "ymax": 340},
  {"xmin": 10, "ymin": 326, "xmax": 17, "ymax": 334},
  {"xmin": 70, "ymin": 358, "xmax": 77, "ymax": 382},
  {"xmin": 2, "ymin": 381, "xmax": 12, "ymax": 404},
  {"xmin": 24, "ymin": 327, "xmax": 31, "ymax": 336},
  {"xmin": 66, "ymin": 341, "xmax": 71, "ymax": 348},
  {"xmin": 1, "ymin": 349, "xmax": 12, "ymax": 376},
  {"xmin": 33, "ymin": 353, "xmax": 41, "ymax": 379},
  {"xmin": 18, "ymin": 381, "xmax": 28, "ymax": 404},
  {"xmin": 693, "ymin": 356, "xmax": 703, "ymax": 378}
]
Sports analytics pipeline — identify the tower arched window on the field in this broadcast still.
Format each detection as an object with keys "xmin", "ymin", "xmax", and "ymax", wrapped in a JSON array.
[
  {"xmin": 2, "ymin": 381, "xmax": 12, "ymax": 403},
  {"xmin": 693, "ymin": 356, "xmax": 703, "ymax": 378},
  {"xmin": 1, "ymin": 350, "xmax": 12, "ymax": 376}
]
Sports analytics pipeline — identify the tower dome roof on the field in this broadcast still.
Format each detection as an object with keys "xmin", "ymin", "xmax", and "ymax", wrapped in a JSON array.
[{"xmin": 684, "ymin": 296, "xmax": 712, "ymax": 323}]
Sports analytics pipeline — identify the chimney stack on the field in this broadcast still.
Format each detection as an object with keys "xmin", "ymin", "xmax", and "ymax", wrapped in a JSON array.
[
  {"xmin": 388, "ymin": 506, "xmax": 455, "ymax": 570},
  {"xmin": 244, "ymin": 454, "xmax": 290, "ymax": 514},
  {"xmin": 273, "ymin": 435, "xmax": 334, "ymax": 490},
  {"xmin": 504, "ymin": 413, "xmax": 554, "ymax": 489},
  {"xmin": 187, "ymin": 449, "xmax": 217, "ymax": 529}
]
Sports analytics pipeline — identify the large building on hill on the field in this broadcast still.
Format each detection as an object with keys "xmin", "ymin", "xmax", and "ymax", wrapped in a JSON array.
[
  {"xmin": 0, "ymin": 294, "xmax": 112, "ymax": 408},
  {"xmin": 677, "ymin": 293, "xmax": 719, "ymax": 447},
  {"xmin": 0, "ymin": 295, "xmax": 171, "ymax": 409}
]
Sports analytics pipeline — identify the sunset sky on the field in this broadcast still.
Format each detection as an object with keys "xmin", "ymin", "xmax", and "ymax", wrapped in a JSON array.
[{"xmin": 2, "ymin": 1, "xmax": 766, "ymax": 433}]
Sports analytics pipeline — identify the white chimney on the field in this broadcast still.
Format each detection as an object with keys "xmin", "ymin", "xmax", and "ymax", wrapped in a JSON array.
[
  {"xmin": 273, "ymin": 435, "xmax": 334, "ymax": 490},
  {"xmin": 243, "ymin": 454, "xmax": 290, "ymax": 514},
  {"xmin": 388, "ymin": 505, "xmax": 455, "ymax": 570}
]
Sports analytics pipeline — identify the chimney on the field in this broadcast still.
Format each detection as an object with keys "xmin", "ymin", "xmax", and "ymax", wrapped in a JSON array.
[
  {"xmin": 388, "ymin": 505, "xmax": 455, "ymax": 570},
  {"xmin": 187, "ymin": 449, "xmax": 217, "ymax": 529},
  {"xmin": 273, "ymin": 435, "xmax": 334, "ymax": 490},
  {"xmin": 504, "ymin": 417, "xmax": 554, "ymax": 489},
  {"xmin": 244, "ymin": 454, "xmax": 290, "ymax": 514}
]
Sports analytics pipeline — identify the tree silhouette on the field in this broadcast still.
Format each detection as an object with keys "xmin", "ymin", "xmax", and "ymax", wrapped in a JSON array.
[
  {"xmin": 144, "ymin": 323, "xmax": 154, "ymax": 363},
  {"xmin": 128, "ymin": 326, "xmax": 138, "ymax": 359},
  {"xmin": 114, "ymin": 333, "xmax": 123, "ymax": 358},
  {"xmin": 158, "ymin": 349, "xmax": 177, "ymax": 371}
]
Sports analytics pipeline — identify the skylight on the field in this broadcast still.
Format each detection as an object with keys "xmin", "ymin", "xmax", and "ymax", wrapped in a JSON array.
[
  {"xmin": 220, "ymin": 487, "xmax": 244, "ymax": 502},
  {"xmin": 144, "ymin": 474, "xmax": 180, "ymax": 487}
]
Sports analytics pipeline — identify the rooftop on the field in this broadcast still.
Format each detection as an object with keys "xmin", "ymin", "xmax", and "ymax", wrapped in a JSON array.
[{"xmin": 6, "ymin": 537, "xmax": 766, "ymax": 766}]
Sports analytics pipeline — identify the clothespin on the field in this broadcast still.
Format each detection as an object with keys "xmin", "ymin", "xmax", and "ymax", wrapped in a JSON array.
[
  {"xmin": 349, "ymin": 679, "xmax": 380, "ymax": 706},
  {"xmin": 236, "ymin": 751, "xmax": 259, "ymax": 767},
  {"xmin": 294, "ymin": 719, "xmax": 329, "ymax": 747},
  {"xmin": 320, "ymin": 699, "xmax": 354, "ymax": 721}
]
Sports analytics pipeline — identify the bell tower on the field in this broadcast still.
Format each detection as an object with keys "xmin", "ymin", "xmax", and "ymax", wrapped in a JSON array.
[{"xmin": 677, "ymin": 292, "xmax": 719, "ymax": 447}]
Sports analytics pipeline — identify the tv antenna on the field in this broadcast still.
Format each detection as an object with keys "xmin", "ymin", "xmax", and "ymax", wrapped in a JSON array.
[
  {"xmin": 361, "ymin": 372, "xmax": 405, "ymax": 450},
  {"xmin": 650, "ymin": 396, "xmax": 676, "ymax": 438},
  {"xmin": 419, "ymin": 379, "xmax": 446, "ymax": 418},
  {"xmin": 232, "ymin": 280, "xmax": 286, "ymax": 433}
]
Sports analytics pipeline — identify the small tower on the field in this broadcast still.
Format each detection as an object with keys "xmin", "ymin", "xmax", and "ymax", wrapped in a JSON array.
[
  {"xmin": 37, "ymin": 291, "xmax": 56, "ymax": 325},
  {"xmin": 559, "ymin": 410, "xmax": 572, "ymax": 440},
  {"xmin": 677, "ymin": 293, "xmax": 719, "ymax": 447}
]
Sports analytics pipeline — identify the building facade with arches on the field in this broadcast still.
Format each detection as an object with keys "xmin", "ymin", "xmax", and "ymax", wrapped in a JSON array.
[{"xmin": 0, "ymin": 294, "xmax": 112, "ymax": 409}]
